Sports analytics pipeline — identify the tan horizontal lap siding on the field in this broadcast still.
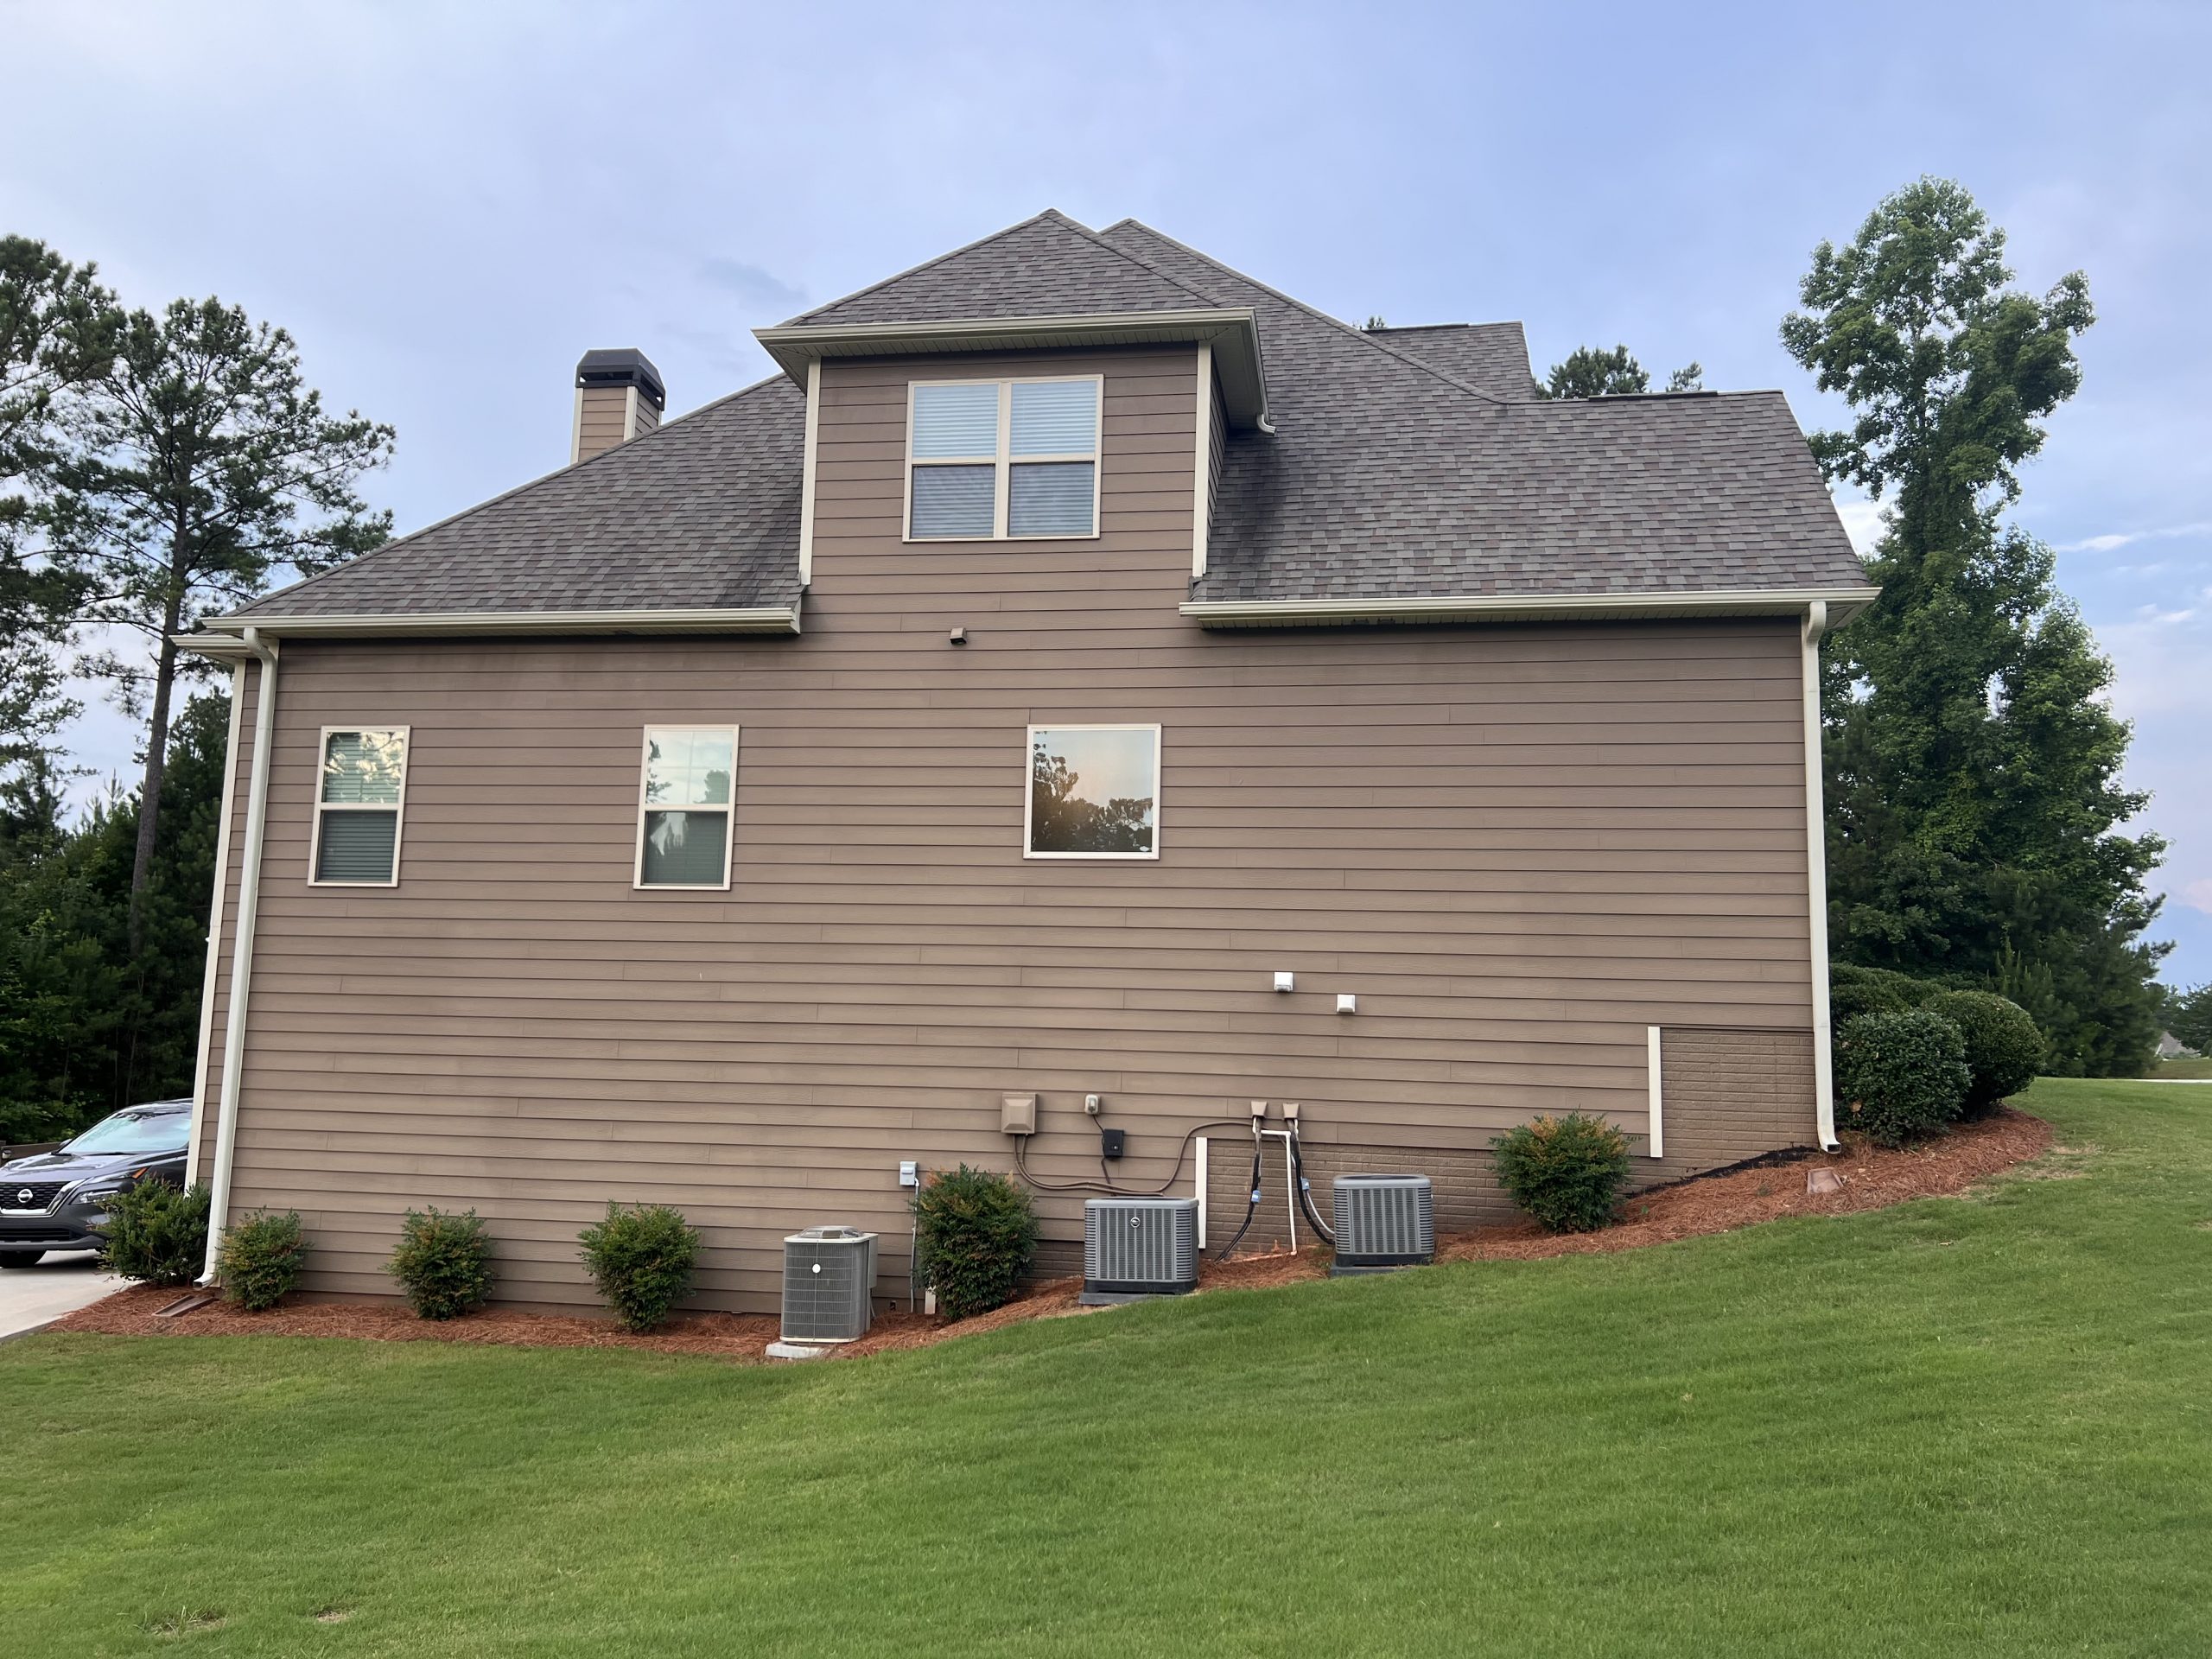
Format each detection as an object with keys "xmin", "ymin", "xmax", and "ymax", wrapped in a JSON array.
[{"xmin": 198, "ymin": 344, "xmax": 1817, "ymax": 1314}]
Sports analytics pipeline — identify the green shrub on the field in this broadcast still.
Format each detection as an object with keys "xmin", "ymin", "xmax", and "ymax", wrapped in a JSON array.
[
  {"xmin": 387, "ymin": 1206, "xmax": 496, "ymax": 1320},
  {"xmin": 578, "ymin": 1202, "xmax": 702, "ymax": 1332},
  {"xmin": 1492, "ymin": 1113, "xmax": 1631, "ymax": 1234},
  {"xmin": 1835, "ymin": 1009, "xmax": 1970, "ymax": 1145},
  {"xmin": 912, "ymin": 1165, "xmax": 1037, "ymax": 1320},
  {"xmin": 1923, "ymin": 990, "xmax": 2045, "ymax": 1115},
  {"xmin": 215, "ymin": 1211, "xmax": 307, "ymax": 1312},
  {"xmin": 1830, "ymin": 962, "xmax": 1937, "ymax": 1026},
  {"xmin": 96, "ymin": 1180, "xmax": 211, "ymax": 1286}
]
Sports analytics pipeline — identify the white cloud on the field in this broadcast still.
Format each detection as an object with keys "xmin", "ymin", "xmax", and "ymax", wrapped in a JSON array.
[
  {"xmin": 1831, "ymin": 493, "xmax": 1885, "ymax": 557},
  {"xmin": 2059, "ymin": 521, "xmax": 2212, "ymax": 554},
  {"xmin": 2186, "ymin": 880, "xmax": 2212, "ymax": 918}
]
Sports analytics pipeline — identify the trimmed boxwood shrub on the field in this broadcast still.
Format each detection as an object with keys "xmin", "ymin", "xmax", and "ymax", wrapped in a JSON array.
[
  {"xmin": 1923, "ymin": 990, "xmax": 2045, "ymax": 1116},
  {"xmin": 912, "ymin": 1165, "xmax": 1037, "ymax": 1320},
  {"xmin": 387, "ymin": 1206, "xmax": 496, "ymax": 1320},
  {"xmin": 98, "ymin": 1180, "xmax": 211, "ymax": 1286},
  {"xmin": 1492, "ymin": 1112, "xmax": 1631, "ymax": 1234},
  {"xmin": 215, "ymin": 1210, "xmax": 307, "ymax": 1311},
  {"xmin": 578, "ymin": 1202, "xmax": 702, "ymax": 1332},
  {"xmin": 1830, "ymin": 962, "xmax": 1938, "ymax": 1027},
  {"xmin": 1835, "ymin": 1009, "xmax": 1969, "ymax": 1145}
]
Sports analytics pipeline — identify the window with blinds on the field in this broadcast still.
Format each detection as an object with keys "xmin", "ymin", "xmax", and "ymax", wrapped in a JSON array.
[
  {"xmin": 636, "ymin": 726, "xmax": 738, "ymax": 889},
  {"xmin": 906, "ymin": 376, "xmax": 1101, "ymax": 540},
  {"xmin": 312, "ymin": 728, "xmax": 409, "ymax": 885}
]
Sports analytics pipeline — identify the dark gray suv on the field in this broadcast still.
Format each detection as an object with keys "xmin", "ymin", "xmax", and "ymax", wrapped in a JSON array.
[{"xmin": 0, "ymin": 1099, "xmax": 193, "ymax": 1267}]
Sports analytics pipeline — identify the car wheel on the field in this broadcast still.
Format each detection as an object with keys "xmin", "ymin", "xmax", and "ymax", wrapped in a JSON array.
[{"xmin": 0, "ymin": 1251, "xmax": 45, "ymax": 1269}]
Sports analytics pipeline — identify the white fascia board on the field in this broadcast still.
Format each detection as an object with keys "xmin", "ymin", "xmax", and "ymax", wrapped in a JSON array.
[
  {"xmin": 176, "ymin": 601, "xmax": 801, "ymax": 653},
  {"xmin": 757, "ymin": 308, "xmax": 1271, "ymax": 430},
  {"xmin": 1179, "ymin": 586, "xmax": 1881, "ymax": 629}
]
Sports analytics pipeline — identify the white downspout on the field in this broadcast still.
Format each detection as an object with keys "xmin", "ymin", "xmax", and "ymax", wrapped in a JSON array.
[
  {"xmin": 182, "ymin": 664, "xmax": 246, "ymax": 1189},
  {"xmin": 1802, "ymin": 601, "xmax": 1840, "ymax": 1153},
  {"xmin": 200, "ymin": 628, "xmax": 280, "ymax": 1281}
]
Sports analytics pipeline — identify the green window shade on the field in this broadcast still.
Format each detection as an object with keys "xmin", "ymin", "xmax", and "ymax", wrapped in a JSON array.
[
  {"xmin": 640, "ymin": 810, "xmax": 729, "ymax": 887},
  {"xmin": 321, "ymin": 730, "xmax": 405, "ymax": 804},
  {"xmin": 315, "ymin": 810, "xmax": 399, "ymax": 882}
]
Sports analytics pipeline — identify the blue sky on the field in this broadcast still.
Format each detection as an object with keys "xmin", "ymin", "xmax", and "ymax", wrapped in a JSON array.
[{"xmin": 7, "ymin": 1, "xmax": 2207, "ymax": 982}]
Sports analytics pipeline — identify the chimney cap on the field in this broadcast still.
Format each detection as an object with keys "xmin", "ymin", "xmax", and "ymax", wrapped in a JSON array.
[{"xmin": 575, "ymin": 348, "xmax": 665, "ymax": 410}]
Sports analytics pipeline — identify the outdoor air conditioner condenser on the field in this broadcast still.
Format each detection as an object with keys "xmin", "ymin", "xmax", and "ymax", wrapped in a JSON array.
[
  {"xmin": 1330, "ymin": 1173, "xmax": 1435, "ymax": 1274},
  {"xmin": 1080, "ymin": 1198, "xmax": 1199, "ymax": 1305},
  {"xmin": 780, "ymin": 1226, "xmax": 879, "ymax": 1343}
]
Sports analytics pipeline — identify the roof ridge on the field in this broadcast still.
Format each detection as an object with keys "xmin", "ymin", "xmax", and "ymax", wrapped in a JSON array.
[
  {"xmin": 238, "ymin": 372, "xmax": 793, "ymax": 614},
  {"xmin": 1099, "ymin": 218, "xmax": 1514, "ymax": 410},
  {"xmin": 1045, "ymin": 213, "xmax": 1230, "ymax": 312},
  {"xmin": 779, "ymin": 210, "xmax": 1079, "ymax": 327}
]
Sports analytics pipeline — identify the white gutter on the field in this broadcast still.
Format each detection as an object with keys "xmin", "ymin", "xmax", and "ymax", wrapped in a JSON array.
[
  {"xmin": 184, "ymin": 601, "xmax": 801, "ymax": 641},
  {"xmin": 200, "ymin": 627, "xmax": 280, "ymax": 1282},
  {"xmin": 183, "ymin": 664, "xmax": 246, "ymax": 1189},
  {"xmin": 1181, "ymin": 586, "xmax": 1882, "ymax": 630},
  {"xmin": 1802, "ymin": 601, "xmax": 1841, "ymax": 1153}
]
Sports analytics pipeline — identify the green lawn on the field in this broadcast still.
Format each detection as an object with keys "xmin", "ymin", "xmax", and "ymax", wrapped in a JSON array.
[
  {"xmin": 5, "ymin": 1078, "xmax": 2209, "ymax": 1657},
  {"xmin": 2152, "ymin": 1054, "xmax": 2212, "ymax": 1078}
]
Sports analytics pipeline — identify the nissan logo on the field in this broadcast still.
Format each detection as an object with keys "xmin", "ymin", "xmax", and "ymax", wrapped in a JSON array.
[{"xmin": 14, "ymin": 1189, "xmax": 30, "ymax": 1205}]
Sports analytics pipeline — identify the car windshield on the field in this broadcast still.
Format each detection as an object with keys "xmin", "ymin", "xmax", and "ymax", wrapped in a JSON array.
[{"xmin": 64, "ymin": 1109, "xmax": 188, "ymax": 1157}]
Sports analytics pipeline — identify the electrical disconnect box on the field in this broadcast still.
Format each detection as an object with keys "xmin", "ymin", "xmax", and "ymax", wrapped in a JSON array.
[
  {"xmin": 1001, "ymin": 1094, "xmax": 1037, "ymax": 1135},
  {"xmin": 1100, "ymin": 1128, "xmax": 1127, "ymax": 1160}
]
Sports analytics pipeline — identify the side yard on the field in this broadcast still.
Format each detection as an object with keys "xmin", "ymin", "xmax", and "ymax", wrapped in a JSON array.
[{"xmin": 3, "ymin": 1077, "xmax": 2208, "ymax": 1657}]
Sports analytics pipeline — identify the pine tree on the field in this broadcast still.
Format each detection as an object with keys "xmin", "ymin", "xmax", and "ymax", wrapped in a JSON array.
[
  {"xmin": 48, "ymin": 296, "xmax": 393, "ymax": 946},
  {"xmin": 1783, "ymin": 177, "xmax": 2165, "ymax": 1074}
]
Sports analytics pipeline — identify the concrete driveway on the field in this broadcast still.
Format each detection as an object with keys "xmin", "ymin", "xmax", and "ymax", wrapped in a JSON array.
[{"xmin": 0, "ymin": 1252, "xmax": 124, "ymax": 1339}]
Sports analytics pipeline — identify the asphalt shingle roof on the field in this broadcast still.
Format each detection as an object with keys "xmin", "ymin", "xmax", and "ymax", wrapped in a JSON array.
[{"xmin": 232, "ymin": 210, "xmax": 1864, "ymax": 623}]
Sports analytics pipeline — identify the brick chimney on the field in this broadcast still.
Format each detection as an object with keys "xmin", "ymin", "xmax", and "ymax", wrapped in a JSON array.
[{"xmin": 571, "ymin": 348, "xmax": 665, "ymax": 464}]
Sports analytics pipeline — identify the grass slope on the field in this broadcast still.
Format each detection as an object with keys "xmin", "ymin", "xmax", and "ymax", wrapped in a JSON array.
[{"xmin": 3, "ymin": 1078, "xmax": 2209, "ymax": 1657}]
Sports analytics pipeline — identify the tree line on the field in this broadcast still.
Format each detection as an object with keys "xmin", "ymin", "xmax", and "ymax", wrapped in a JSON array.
[{"xmin": 0, "ymin": 179, "xmax": 2189, "ymax": 1139}]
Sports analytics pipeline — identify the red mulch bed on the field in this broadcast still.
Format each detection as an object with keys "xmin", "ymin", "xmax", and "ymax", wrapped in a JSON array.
[{"xmin": 49, "ymin": 1108, "xmax": 2050, "ymax": 1363}]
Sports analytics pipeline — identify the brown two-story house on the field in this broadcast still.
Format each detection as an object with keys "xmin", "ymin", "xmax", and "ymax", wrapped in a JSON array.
[{"xmin": 179, "ymin": 212, "xmax": 1874, "ymax": 1312}]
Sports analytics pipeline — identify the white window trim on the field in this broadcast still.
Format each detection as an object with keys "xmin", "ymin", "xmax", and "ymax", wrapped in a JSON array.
[
  {"xmin": 904, "ymin": 374, "xmax": 1104, "ymax": 543},
  {"xmin": 632, "ymin": 724, "xmax": 740, "ymax": 892},
  {"xmin": 308, "ymin": 724, "xmax": 410, "ymax": 889},
  {"xmin": 1023, "ymin": 722, "xmax": 1162, "ymax": 861}
]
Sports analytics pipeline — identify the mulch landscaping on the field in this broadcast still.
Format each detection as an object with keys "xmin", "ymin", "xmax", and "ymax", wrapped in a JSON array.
[{"xmin": 49, "ymin": 1106, "xmax": 2052, "ymax": 1364}]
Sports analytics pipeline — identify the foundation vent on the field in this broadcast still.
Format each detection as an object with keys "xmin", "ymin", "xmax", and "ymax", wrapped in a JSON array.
[
  {"xmin": 1080, "ymin": 1198, "xmax": 1198, "ymax": 1305},
  {"xmin": 1331, "ymin": 1173, "xmax": 1434, "ymax": 1274}
]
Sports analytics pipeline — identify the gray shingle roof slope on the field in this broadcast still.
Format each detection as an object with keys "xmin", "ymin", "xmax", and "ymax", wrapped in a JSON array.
[
  {"xmin": 234, "ymin": 376, "xmax": 804, "ymax": 618},
  {"xmin": 1367, "ymin": 323, "xmax": 1542, "ymax": 401},
  {"xmin": 1096, "ymin": 218, "xmax": 1866, "ymax": 603},
  {"xmin": 785, "ymin": 209, "xmax": 1219, "ymax": 327},
  {"xmin": 230, "ymin": 208, "xmax": 1862, "ymax": 625}
]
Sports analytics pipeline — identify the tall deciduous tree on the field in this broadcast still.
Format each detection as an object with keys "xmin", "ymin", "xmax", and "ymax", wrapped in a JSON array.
[
  {"xmin": 0, "ymin": 237, "xmax": 119, "ymax": 770},
  {"xmin": 51, "ymin": 297, "xmax": 392, "ymax": 944},
  {"xmin": 1782, "ymin": 176, "xmax": 2165, "ymax": 1075}
]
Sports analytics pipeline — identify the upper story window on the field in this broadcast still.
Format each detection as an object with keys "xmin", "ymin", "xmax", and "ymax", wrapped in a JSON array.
[
  {"xmin": 313, "ymin": 728, "xmax": 409, "ymax": 886},
  {"xmin": 635, "ymin": 726, "xmax": 737, "ymax": 890},
  {"xmin": 1027, "ymin": 724, "xmax": 1160, "ymax": 860},
  {"xmin": 906, "ymin": 376, "xmax": 1102, "ymax": 541}
]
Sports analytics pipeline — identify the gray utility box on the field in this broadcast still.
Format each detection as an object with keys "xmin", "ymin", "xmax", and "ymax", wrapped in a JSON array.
[
  {"xmin": 1330, "ymin": 1174, "xmax": 1435, "ymax": 1274},
  {"xmin": 1081, "ymin": 1198, "xmax": 1200, "ymax": 1305},
  {"xmin": 781, "ymin": 1227, "xmax": 878, "ymax": 1343}
]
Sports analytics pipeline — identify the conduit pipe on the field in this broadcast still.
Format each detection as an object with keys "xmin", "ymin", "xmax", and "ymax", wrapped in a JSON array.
[
  {"xmin": 200, "ymin": 626, "xmax": 281, "ymax": 1281},
  {"xmin": 1802, "ymin": 602, "xmax": 1841, "ymax": 1154}
]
